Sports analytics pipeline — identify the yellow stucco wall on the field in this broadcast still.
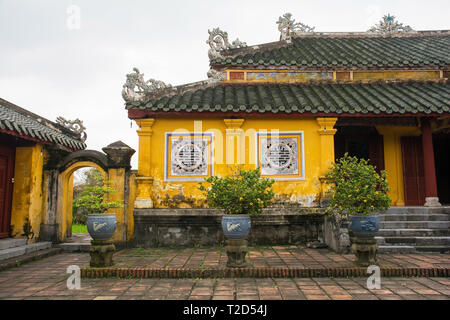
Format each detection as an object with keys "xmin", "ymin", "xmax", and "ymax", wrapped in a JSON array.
[
  {"xmin": 10, "ymin": 144, "xmax": 44, "ymax": 241},
  {"xmin": 134, "ymin": 117, "xmax": 338, "ymax": 208},
  {"xmin": 376, "ymin": 126, "xmax": 421, "ymax": 206}
]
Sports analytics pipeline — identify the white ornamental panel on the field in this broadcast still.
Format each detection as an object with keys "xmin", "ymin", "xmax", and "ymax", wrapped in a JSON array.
[{"xmin": 260, "ymin": 137, "xmax": 299, "ymax": 176}]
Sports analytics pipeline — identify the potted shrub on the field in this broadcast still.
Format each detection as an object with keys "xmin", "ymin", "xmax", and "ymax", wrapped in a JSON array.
[
  {"xmin": 325, "ymin": 154, "xmax": 391, "ymax": 264},
  {"xmin": 73, "ymin": 178, "xmax": 123, "ymax": 241},
  {"xmin": 199, "ymin": 168, "xmax": 274, "ymax": 267}
]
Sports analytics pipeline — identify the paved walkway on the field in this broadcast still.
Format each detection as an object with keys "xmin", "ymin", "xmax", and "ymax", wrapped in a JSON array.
[{"xmin": 0, "ymin": 248, "xmax": 449, "ymax": 300}]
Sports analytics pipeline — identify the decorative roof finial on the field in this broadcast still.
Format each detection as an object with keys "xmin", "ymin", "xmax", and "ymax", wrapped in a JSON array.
[
  {"xmin": 122, "ymin": 68, "xmax": 173, "ymax": 104},
  {"xmin": 56, "ymin": 117, "xmax": 87, "ymax": 142},
  {"xmin": 206, "ymin": 28, "xmax": 247, "ymax": 60},
  {"xmin": 276, "ymin": 13, "xmax": 315, "ymax": 42},
  {"xmin": 368, "ymin": 14, "xmax": 415, "ymax": 35}
]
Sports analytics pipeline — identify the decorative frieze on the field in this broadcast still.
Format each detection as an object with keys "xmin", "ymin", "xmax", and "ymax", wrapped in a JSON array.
[
  {"xmin": 56, "ymin": 116, "xmax": 87, "ymax": 142},
  {"xmin": 207, "ymin": 28, "xmax": 247, "ymax": 60},
  {"xmin": 122, "ymin": 68, "xmax": 173, "ymax": 104},
  {"xmin": 165, "ymin": 133, "xmax": 214, "ymax": 181},
  {"xmin": 276, "ymin": 13, "xmax": 315, "ymax": 42},
  {"xmin": 256, "ymin": 131, "xmax": 305, "ymax": 180},
  {"xmin": 368, "ymin": 14, "xmax": 415, "ymax": 35}
]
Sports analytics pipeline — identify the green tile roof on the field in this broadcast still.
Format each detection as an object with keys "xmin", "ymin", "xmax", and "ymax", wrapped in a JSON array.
[
  {"xmin": 211, "ymin": 35, "xmax": 450, "ymax": 69},
  {"xmin": 130, "ymin": 81, "xmax": 450, "ymax": 116},
  {"xmin": 0, "ymin": 100, "xmax": 86, "ymax": 150}
]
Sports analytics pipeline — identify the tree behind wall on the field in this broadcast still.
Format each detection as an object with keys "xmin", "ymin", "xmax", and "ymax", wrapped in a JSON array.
[{"xmin": 72, "ymin": 168, "xmax": 104, "ymax": 224}]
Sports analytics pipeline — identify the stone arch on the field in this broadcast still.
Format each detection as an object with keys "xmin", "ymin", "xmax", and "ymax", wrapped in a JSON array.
[
  {"xmin": 41, "ymin": 142, "xmax": 135, "ymax": 243},
  {"xmin": 57, "ymin": 160, "xmax": 108, "ymax": 242}
]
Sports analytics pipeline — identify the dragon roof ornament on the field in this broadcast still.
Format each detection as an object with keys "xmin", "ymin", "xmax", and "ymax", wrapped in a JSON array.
[
  {"xmin": 368, "ymin": 14, "xmax": 415, "ymax": 35},
  {"xmin": 56, "ymin": 116, "xmax": 87, "ymax": 142},
  {"xmin": 207, "ymin": 28, "xmax": 247, "ymax": 60},
  {"xmin": 277, "ymin": 13, "xmax": 315, "ymax": 42},
  {"xmin": 122, "ymin": 68, "xmax": 173, "ymax": 104}
]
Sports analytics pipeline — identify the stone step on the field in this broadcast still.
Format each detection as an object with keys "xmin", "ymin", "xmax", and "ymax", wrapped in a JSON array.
[
  {"xmin": 380, "ymin": 221, "xmax": 450, "ymax": 229},
  {"xmin": 384, "ymin": 207, "xmax": 450, "ymax": 215},
  {"xmin": 0, "ymin": 238, "xmax": 27, "ymax": 250},
  {"xmin": 379, "ymin": 214, "xmax": 450, "ymax": 222},
  {"xmin": 0, "ymin": 242, "xmax": 52, "ymax": 261},
  {"xmin": 376, "ymin": 236, "xmax": 450, "ymax": 246},
  {"xmin": 378, "ymin": 245, "xmax": 450, "ymax": 254},
  {"xmin": 57, "ymin": 243, "xmax": 90, "ymax": 252},
  {"xmin": 377, "ymin": 228, "xmax": 450, "ymax": 237}
]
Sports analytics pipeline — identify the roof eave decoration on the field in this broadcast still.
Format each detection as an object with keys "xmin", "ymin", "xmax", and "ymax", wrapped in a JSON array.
[
  {"xmin": 122, "ymin": 67, "xmax": 174, "ymax": 105},
  {"xmin": 55, "ymin": 116, "xmax": 87, "ymax": 143},
  {"xmin": 368, "ymin": 14, "xmax": 416, "ymax": 35},
  {"xmin": 277, "ymin": 13, "xmax": 315, "ymax": 42},
  {"xmin": 206, "ymin": 28, "xmax": 247, "ymax": 60}
]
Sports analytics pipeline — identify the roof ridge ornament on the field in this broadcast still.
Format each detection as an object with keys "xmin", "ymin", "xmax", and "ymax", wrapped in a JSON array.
[
  {"xmin": 277, "ymin": 13, "xmax": 315, "ymax": 42},
  {"xmin": 122, "ymin": 68, "xmax": 173, "ymax": 104},
  {"xmin": 368, "ymin": 14, "xmax": 415, "ymax": 35},
  {"xmin": 207, "ymin": 28, "xmax": 247, "ymax": 60},
  {"xmin": 56, "ymin": 116, "xmax": 87, "ymax": 142}
]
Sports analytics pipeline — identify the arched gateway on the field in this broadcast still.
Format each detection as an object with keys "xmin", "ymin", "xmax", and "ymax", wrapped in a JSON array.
[{"xmin": 40, "ymin": 142, "xmax": 135, "ymax": 243}]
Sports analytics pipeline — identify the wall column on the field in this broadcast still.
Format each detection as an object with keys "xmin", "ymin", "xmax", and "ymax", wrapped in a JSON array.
[
  {"xmin": 316, "ymin": 117, "xmax": 337, "ymax": 205},
  {"xmin": 135, "ymin": 119, "xmax": 155, "ymax": 208},
  {"xmin": 224, "ymin": 119, "xmax": 245, "ymax": 166},
  {"xmin": 421, "ymin": 119, "xmax": 441, "ymax": 207}
]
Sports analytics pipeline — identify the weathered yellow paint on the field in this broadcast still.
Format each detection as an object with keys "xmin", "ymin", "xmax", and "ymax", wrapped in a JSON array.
[
  {"xmin": 107, "ymin": 168, "xmax": 126, "ymax": 242},
  {"xmin": 353, "ymin": 71, "xmax": 439, "ymax": 81},
  {"xmin": 376, "ymin": 126, "xmax": 421, "ymax": 206},
  {"xmin": 10, "ymin": 144, "xmax": 44, "ymax": 241},
  {"xmin": 134, "ymin": 117, "xmax": 337, "ymax": 208},
  {"xmin": 317, "ymin": 117, "xmax": 338, "ymax": 197},
  {"xmin": 224, "ymin": 69, "xmax": 440, "ymax": 82},
  {"xmin": 126, "ymin": 173, "xmax": 137, "ymax": 241}
]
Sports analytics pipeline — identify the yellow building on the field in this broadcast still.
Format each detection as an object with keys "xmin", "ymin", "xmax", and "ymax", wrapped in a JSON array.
[
  {"xmin": 0, "ymin": 98, "xmax": 86, "ymax": 241},
  {"xmin": 125, "ymin": 15, "xmax": 450, "ymax": 212}
]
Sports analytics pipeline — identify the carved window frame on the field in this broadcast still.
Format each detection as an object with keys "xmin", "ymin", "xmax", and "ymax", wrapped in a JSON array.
[
  {"xmin": 164, "ymin": 132, "xmax": 214, "ymax": 182},
  {"xmin": 255, "ymin": 131, "xmax": 305, "ymax": 181}
]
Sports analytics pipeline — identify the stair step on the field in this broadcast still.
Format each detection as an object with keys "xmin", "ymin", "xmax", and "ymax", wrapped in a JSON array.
[
  {"xmin": 0, "ymin": 242, "xmax": 52, "ymax": 261},
  {"xmin": 378, "ymin": 229, "xmax": 450, "ymax": 237},
  {"xmin": 380, "ymin": 221, "xmax": 450, "ymax": 229},
  {"xmin": 378, "ymin": 245, "xmax": 450, "ymax": 254},
  {"xmin": 0, "ymin": 246, "xmax": 26, "ymax": 260},
  {"xmin": 57, "ymin": 243, "xmax": 90, "ymax": 252},
  {"xmin": 376, "ymin": 236, "xmax": 450, "ymax": 246},
  {"xmin": 0, "ymin": 238, "xmax": 27, "ymax": 250},
  {"xmin": 385, "ymin": 207, "xmax": 450, "ymax": 215},
  {"xmin": 379, "ymin": 214, "xmax": 450, "ymax": 222}
]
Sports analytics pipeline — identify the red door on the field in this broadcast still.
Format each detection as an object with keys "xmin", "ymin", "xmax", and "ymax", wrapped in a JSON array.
[
  {"xmin": 0, "ymin": 144, "xmax": 15, "ymax": 238},
  {"xmin": 401, "ymin": 137, "xmax": 425, "ymax": 206}
]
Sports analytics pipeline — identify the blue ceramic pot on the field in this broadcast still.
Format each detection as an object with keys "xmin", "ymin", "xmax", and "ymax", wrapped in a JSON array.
[
  {"xmin": 86, "ymin": 214, "xmax": 117, "ymax": 240},
  {"xmin": 221, "ymin": 215, "xmax": 251, "ymax": 239},
  {"xmin": 349, "ymin": 215, "xmax": 380, "ymax": 238}
]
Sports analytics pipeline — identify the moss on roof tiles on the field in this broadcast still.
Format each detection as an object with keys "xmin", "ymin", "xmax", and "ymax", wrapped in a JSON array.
[
  {"xmin": 132, "ymin": 82, "xmax": 450, "ymax": 116},
  {"xmin": 213, "ymin": 35, "xmax": 450, "ymax": 69}
]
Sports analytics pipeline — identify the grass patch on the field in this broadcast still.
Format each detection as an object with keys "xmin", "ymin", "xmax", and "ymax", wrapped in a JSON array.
[{"xmin": 72, "ymin": 224, "xmax": 88, "ymax": 234}]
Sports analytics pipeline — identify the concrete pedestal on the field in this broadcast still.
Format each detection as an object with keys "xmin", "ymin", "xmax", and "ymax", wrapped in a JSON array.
[
  {"xmin": 352, "ymin": 237, "xmax": 378, "ymax": 267},
  {"xmin": 225, "ymin": 239, "xmax": 248, "ymax": 268},
  {"xmin": 89, "ymin": 240, "xmax": 115, "ymax": 267}
]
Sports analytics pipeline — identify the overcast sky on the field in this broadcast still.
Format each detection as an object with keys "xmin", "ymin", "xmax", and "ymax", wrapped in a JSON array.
[{"xmin": 1, "ymin": 0, "xmax": 449, "ymax": 169}]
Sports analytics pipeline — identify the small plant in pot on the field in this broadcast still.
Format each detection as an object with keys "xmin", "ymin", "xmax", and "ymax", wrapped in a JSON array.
[
  {"xmin": 325, "ymin": 154, "xmax": 391, "ymax": 266},
  {"xmin": 199, "ymin": 168, "xmax": 275, "ymax": 267},
  {"xmin": 73, "ymin": 178, "xmax": 122, "ymax": 241}
]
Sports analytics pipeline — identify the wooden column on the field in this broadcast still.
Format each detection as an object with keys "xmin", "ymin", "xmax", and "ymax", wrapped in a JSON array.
[{"xmin": 421, "ymin": 118, "xmax": 441, "ymax": 207}]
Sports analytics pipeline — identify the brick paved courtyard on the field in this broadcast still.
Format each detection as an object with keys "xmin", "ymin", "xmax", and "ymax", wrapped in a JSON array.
[{"xmin": 0, "ymin": 248, "xmax": 449, "ymax": 300}]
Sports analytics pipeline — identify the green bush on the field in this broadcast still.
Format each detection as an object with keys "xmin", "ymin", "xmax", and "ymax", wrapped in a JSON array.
[
  {"xmin": 198, "ymin": 168, "xmax": 275, "ymax": 216},
  {"xmin": 325, "ymin": 154, "xmax": 391, "ymax": 216},
  {"xmin": 73, "ymin": 175, "xmax": 123, "ymax": 214}
]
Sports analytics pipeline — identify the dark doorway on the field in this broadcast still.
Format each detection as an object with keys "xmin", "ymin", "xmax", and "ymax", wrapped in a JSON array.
[
  {"xmin": 0, "ymin": 143, "xmax": 15, "ymax": 238},
  {"xmin": 401, "ymin": 137, "xmax": 425, "ymax": 206},
  {"xmin": 434, "ymin": 134, "xmax": 450, "ymax": 205},
  {"xmin": 334, "ymin": 126, "xmax": 385, "ymax": 173}
]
